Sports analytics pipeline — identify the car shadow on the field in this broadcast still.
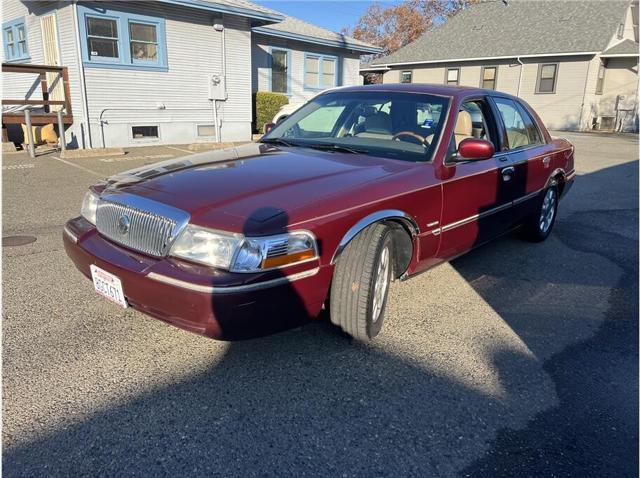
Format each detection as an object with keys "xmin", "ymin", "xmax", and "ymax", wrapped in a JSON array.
[{"xmin": 3, "ymin": 161, "xmax": 637, "ymax": 477}]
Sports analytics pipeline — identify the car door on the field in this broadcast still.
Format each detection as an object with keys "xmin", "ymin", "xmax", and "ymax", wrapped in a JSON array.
[
  {"xmin": 437, "ymin": 97, "xmax": 514, "ymax": 259},
  {"xmin": 490, "ymin": 96, "xmax": 554, "ymax": 224}
]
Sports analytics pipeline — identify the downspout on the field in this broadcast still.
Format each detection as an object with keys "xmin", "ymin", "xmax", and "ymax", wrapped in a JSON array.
[
  {"xmin": 578, "ymin": 57, "xmax": 594, "ymax": 131},
  {"xmin": 515, "ymin": 56, "xmax": 523, "ymax": 97},
  {"xmin": 218, "ymin": 18, "xmax": 227, "ymax": 142},
  {"xmin": 72, "ymin": 1, "xmax": 92, "ymax": 148}
]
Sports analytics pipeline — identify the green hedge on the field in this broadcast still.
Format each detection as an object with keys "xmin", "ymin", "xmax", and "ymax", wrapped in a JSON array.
[{"xmin": 254, "ymin": 92, "xmax": 289, "ymax": 133}]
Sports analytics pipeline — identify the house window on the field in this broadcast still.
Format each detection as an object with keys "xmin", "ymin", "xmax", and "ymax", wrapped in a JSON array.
[
  {"xmin": 129, "ymin": 21, "xmax": 158, "ymax": 62},
  {"xmin": 536, "ymin": 63, "xmax": 558, "ymax": 94},
  {"xmin": 446, "ymin": 68, "xmax": 459, "ymax": 85},
  {"xmin": 2, "ymin": 18, "xmax": 29, "ymax": 61},
  {"xmin": 132, "ymin": 125, "xmax": 159, "ymax": 139},
  {"xmin": 400, "ymin": 71, "xmax": 412, "ymax": 83},
  {"xmin": 271, "ymin": 49, "xmax": 289, "ymax": 93},
  {"xmin": 595, "ymin": 62, "xmax": 606, "ymax": 95},
  {"xmin": 617, "ymin": 22, "xmax": 625, "ymax": 39},
  {"xmin": 87, "ymin": 17, "xmax": 119, "ymax": 59},
  {"xmin": 304, "ymin": 53, "xmax": 339, "ymax": 89},
  {"xmin": 322, "ymin": 57, "xmax": 336, "ymax": 88},
  {"xmin": 481, "ymin": 66, "xmax": 497, "ymax": 90},
  {"xmin": 78, "ymin": 5, "xmax": 167, "ymax": 70}
]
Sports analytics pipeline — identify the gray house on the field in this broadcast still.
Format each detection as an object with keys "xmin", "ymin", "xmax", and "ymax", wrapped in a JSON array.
[
  {"xmin": 364, "ymin": 0, "xmax": 639, "ymax": 132},
  {"xmin": 2, "ymin": 0, "xmax": 380, "ymax": 149}
]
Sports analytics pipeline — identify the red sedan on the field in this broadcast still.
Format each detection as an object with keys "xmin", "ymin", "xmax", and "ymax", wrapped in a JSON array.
[{"xmin": 64, "ymin": 84, "xmax": 575, "ymax": 341}]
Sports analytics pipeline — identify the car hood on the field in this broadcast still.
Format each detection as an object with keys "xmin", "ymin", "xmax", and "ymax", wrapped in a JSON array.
[{"xmin": 104, "ymin": 143, "xmax": 418, "ymax": 235}]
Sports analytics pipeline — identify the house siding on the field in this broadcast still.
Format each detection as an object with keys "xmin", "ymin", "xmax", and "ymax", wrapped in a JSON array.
[
  {"xmin": 382, "ymin": 55, "xmax": 603, "ymax": 131},
  {"xmin": 80, "ymin": 1, "xmax": 253, "ymax": 148},
  {"xmin": 252, "ymin": 32, "xmax": 361, "ymax": 104}
]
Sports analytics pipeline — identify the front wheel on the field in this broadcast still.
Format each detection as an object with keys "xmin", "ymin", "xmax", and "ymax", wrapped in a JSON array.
[
  {"xmin": 521, "ymin": 186, "xmax": 558, "ymax": 242},
  {"xmin": 329, "ymin": 223, "xmax": 394, "ymax": 341}
]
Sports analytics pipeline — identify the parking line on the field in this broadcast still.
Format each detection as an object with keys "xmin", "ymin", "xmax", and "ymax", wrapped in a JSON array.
[
  {"xmin": 165, "ymin": 145, "xmax": 192, "ymax": 154},
  {"xmin": 51, "ymin": 156, "xmax": 103, "ymax": 178}
]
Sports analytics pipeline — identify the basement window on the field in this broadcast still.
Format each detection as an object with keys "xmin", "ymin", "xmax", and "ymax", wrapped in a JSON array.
[
  {"xmin": 197, "ymin": 124, "xmax": 216, "ymax": 137},
  {"xmin": 131, "ymin": 125, "xmax": 159, "ymax": 139}
]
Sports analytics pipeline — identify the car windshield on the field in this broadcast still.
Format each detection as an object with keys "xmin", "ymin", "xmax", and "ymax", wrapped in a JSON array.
[{"xmin": 261, "ymin": 91, "xmax": 450, "ymax": 162}]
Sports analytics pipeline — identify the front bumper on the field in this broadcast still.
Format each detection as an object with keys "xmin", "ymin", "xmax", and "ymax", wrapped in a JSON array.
[{"xmin": 63, "ymin": 217, "xmax": 331, "ymax": 340}]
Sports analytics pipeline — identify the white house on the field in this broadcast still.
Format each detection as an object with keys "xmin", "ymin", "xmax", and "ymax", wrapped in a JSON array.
[
  {"xmin": 2, "ymin": 0, "xmax": 380, "ymax": 149},
  {"xmin": 364, "ymin": 0, "xmax": 639, "ymax": 133}
]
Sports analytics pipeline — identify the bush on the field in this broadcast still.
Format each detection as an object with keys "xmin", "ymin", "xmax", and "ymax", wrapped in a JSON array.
[{"xmin": 254, "ymin": 92, "xmax": 288, "ymax": 133}]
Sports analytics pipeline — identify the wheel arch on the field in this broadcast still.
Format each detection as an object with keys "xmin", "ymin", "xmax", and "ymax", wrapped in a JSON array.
[
  {"xmin": 330, "ymin": 210, "xmax": 419, "ymax": 278},
  {"xmin": 546, "ymin": 168, "xmax": 566, "ymax": 195}
]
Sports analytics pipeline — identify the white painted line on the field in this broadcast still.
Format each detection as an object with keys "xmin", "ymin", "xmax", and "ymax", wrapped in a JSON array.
[
  {"xmin": 2, "ymin": 163, "xmax": 35, "ymax": 170},
  {"xmin": 51, "ymin": 156, "xmax": 103, "ymax": 178},
  {"xmin": 165, "ymin": 145, "xmax": 192, "ymax": 154},
  {"xmin": 99, "ymin": 154, "xmax": 174, "ymax": 163}
]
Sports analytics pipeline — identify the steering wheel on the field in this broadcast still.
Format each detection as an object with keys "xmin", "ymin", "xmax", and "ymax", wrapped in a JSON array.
[{"xmin": 392, "ymin": 131, "xmax": 429, "ymax": 147}]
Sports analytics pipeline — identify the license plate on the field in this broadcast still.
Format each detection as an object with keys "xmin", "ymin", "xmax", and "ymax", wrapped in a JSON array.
[{"xmin": 90, "ymin": 265, "xmax": 128, "ymax": 309}]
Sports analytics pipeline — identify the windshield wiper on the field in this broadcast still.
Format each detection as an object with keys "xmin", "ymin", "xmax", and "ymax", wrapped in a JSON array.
[
  {"xmin": 260, "ymin": 137, "xmax": 297, "ymax": 147},
  {"xmin": 305, "ymin": 143, "xmax": 366, "ymax": 154}
]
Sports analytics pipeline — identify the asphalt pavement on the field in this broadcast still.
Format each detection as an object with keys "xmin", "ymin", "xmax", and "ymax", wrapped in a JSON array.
[{"xmin": 2, "ymin": 133, "xmax": 638, "ymax": 477}]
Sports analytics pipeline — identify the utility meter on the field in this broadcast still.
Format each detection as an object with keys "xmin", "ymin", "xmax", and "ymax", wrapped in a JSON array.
[{"xmin": 209, "ymin": 74, "xmax": 227, "ymax": 100}]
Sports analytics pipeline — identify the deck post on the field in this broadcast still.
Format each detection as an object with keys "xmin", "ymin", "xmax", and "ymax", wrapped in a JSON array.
[
  {"xmin": 57, "ymin": 109, "xmax": 66, "ymax": 153},
  {"xmin": 24, "ymin": 109, "xmax": 36, "ymax": 158}
]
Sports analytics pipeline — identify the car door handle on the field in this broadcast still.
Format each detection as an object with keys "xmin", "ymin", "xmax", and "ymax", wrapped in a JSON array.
[{"xmin": 501, "ymin": 166, "xmax": 515, "ymax": 182}]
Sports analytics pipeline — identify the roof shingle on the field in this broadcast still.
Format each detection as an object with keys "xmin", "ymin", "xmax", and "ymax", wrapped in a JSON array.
[
  {"xmin": 373, "ymin": 0, "xmax": 630, "ymax": 65},
  {"xmin": 601, "ymin": 38, "xmax": 639, "ymax": 55}
]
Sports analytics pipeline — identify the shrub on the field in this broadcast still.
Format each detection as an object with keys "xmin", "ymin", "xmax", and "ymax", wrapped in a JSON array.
[{"xmin": 254, "ymin": 92, "xmax": 288, "ymax": 133}]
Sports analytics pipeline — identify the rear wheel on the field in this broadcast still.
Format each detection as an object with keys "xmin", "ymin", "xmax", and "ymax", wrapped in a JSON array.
[
  {"xmin": 330, "ymin": 223, "xmax": 394, "ymax": 341},
  {"xmin": 521, "ymin": 186, "xmax": 558, "ymax": 242}
]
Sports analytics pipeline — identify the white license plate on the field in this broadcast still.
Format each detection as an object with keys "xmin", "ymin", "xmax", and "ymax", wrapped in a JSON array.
[{"xmin": 90, "ymin": 265, "xmax": 128, "ymax": 309}]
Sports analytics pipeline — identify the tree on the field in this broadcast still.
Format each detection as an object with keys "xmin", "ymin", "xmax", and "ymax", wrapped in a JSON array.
[{"xmin": 344, "ymin": 0, "xmax": 475, "ymax": 56}]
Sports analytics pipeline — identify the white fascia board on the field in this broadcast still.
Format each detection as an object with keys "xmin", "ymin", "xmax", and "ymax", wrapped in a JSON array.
[{"xmin": 372, "ymin": 51, "xmax": 600, "ymax": 68}]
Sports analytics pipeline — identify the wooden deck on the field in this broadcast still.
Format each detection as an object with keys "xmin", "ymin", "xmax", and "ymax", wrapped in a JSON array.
[{"xmin": 2, "ymin": 63, "xmax": 73, "ymax": 126}]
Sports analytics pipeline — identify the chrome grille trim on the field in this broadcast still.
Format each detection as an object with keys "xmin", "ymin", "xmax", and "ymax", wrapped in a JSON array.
[{"xmin": 96, "ymin": 192, "xmax": 190, "ymax": 257}]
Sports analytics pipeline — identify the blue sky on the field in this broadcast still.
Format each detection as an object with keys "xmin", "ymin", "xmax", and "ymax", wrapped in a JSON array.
[{"xmin": 253, "ymin": 1, "xmax": 396, "ymax": 34}]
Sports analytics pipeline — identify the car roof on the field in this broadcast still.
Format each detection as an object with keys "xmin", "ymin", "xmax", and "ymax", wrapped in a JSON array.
[{"xmin": 325, "ymin": 83, "xmax": 517, "ymax": 101}]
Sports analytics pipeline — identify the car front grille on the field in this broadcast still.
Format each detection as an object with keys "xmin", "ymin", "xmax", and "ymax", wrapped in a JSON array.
[{"xmin": 95, "ymin": 193, "xmax": 190, "ymax": 257}]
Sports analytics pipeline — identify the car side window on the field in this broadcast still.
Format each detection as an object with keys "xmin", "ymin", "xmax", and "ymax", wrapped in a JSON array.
[
  {"xmin": 515, "ymin": 102, "xmax": 544, "ymax": 145},
  {"xmin": 493, "ymin": 97, "xmax": 530, "ymax": 150}
]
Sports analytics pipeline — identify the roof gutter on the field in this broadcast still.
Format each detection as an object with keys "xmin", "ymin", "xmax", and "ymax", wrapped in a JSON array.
[
  {"xmin": 372, "ymin": 51, "xmax": 600, "ymax": 68},
  {"xmin": 156, "ymin": 0, "xmax": 283, "ymax": 23},
  {"xmin": 253, "ymin": 27, "xmax": 383, "ymax": 54},
  {"xmin": 600, "ymin": 53, "xmax": 640, "ymax": 58}
]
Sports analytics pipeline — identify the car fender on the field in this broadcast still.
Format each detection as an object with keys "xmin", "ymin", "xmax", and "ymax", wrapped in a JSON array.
[{"xmin": 330, "ymin": 209, "xmax": 419, "ymax": 277}]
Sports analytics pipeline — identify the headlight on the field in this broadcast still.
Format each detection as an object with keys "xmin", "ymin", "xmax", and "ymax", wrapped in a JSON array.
[
  {"xmin": 170, "ymin": 226, "xmax": 242, "ymax": 270},
  {"xmin": 80, "ymin": 190, "xmax": 99, "ymax": 225},
  {"xmin": 170, "ymin": 226, "xmax": 318, "ymax": 272}
]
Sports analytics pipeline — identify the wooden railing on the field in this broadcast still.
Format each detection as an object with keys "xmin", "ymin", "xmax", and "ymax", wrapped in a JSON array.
[{"xmin": 2, "ymin": 63, "xmax": 73, "ymax": 125}]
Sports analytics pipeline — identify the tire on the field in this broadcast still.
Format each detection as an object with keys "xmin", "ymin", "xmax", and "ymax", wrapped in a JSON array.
[
  {"xmin": 329, "ymin": 223, "xmax": 394, "ymax": 341},
  {"xmin": 521, "ymin": 185, "xmax": 558, "ymax": 242}
]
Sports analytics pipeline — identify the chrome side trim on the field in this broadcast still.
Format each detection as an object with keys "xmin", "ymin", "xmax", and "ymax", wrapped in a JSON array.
[
  {"xmin": 146, "ymin": 267, "xmax": 320, "ymax": 294},
  {"xmin": 63, "ymin": 225, "xmax": 78, "ymax": 243},
  {"xmin": 440, "ymin": 202, "xmax": 513, "ymax": 232},
  {"xmin": 513, "ymin": 189, "xmax": 542, "ymax": 205},
  {"xmin": 330, "ymin": 209, "xmax": 419, "ymax": 264}
]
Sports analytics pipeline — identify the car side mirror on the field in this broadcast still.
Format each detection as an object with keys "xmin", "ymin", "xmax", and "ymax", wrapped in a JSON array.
[
  {"xmin": 263, "ymin": 122, "xmax": 276, "ymax": 134},
  {"xmin": 456, "ymin": 138, "xmax": 495, "ymax": 161},
  {"xmin": 276, "ymin": 115, "xmax": 288, "ymax": 124}
]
